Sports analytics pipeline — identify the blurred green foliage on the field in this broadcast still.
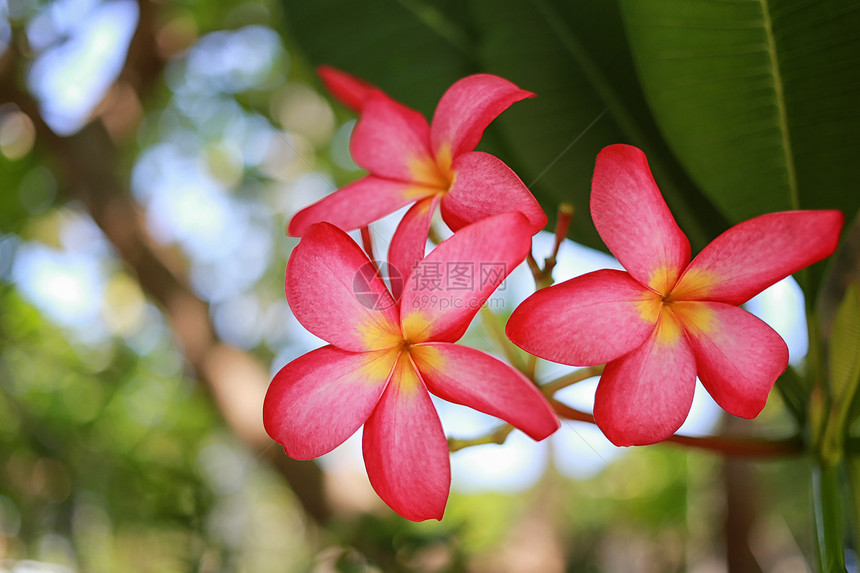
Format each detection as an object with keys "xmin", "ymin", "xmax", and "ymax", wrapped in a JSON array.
[{"xmin": 0, "ymin": 287, "xmax": 212, "ymax": 569}]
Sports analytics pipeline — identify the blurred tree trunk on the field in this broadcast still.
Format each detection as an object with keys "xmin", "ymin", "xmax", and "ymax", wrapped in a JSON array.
[{"xmin": 0, "ymin": 0, "xmax": 330, "ymax": 524}]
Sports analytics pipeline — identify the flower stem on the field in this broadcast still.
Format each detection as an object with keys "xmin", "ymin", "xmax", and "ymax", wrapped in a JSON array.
[
  {"xmin": 848, "ymin": 457, "xmax": 860, "ymax": 560},
  {"xmin": 541, "ymin": 365, "xmax": 604, "ymax": 396},
  {"xmin": 549, "ymin": 202, "xmax": 574, "ymax": 264},
  {"xmin": 360, "ymin": 225, "xmax": 379, "ymax": 263},
  {"xmin": 427, "ymin": 222, "xmax": 444, "ymax": 246},
  {"xmin": 526, "ymin": 252, "xmax": 544, "ymax": 287},
  {"xmin": 813, "ymin": 461, "xmax": 848, "ymax": 572},
  {"xmin": 549, "ymin": 400, "xmax": 804, "ymax": 457},
  {"xmin": 528, "ymin": 203, "xmax": 575, "ymax": 290},
  {"xmin": 448, "ymin": 424, "xmax": 514, "ymax": 452}
]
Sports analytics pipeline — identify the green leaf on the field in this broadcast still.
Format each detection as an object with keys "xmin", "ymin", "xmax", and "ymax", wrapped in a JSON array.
[
  {"xmin": 469, "ymin": 0, "xmax": 725, "ymax": 249},
  {"xmin": 279, "ymin": 0, "xmax": 729, "ymax": 251},
  {"xmin": 619, "ymin": 0, "xmax": 860, "ymax": 225},
  {"xmin": 773, "ymin": 365, "xmax": 807, "ymax": 425},
  {"xmin": 280, "ymin": 0, "xmax": 857, "ymax": 267},
  {"xmin": 829, "ymin": 284, "xmax": 860, "ymax": 421},
  {"xmin": 280, "ymin": 0, "xmax": 475, "ymax": 117},
  {"xmin": 812, "ymin": 462, "xmax": 848, "ymax": 572},
  {"xmin": 819, "ymin": 283, "xmax": 860, "ymax": 466}
]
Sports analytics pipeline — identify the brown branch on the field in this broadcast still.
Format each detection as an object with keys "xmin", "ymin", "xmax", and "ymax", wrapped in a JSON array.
[
  {"xmin": 550, "ymin": 399, "xmax": 805, "ymax": 458},
  {"xmin": 0, "ymin": 3, "xmax": 330, "ymax": 523}
]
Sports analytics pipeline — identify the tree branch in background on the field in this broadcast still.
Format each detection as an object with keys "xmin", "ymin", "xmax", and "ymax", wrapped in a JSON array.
[
  {"xmin": 550, "ymin": 400, "xmax": 804, "ymax": 458},
  {"xmin": 0, "ymin": 2, "xmax": 330, "ymax": 524}
]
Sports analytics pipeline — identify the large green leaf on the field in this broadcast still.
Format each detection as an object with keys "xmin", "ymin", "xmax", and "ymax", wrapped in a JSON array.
[
  {"xmin": 829, "ymin": 284, "xmax": 860, "ymax": 408},
  {"xmin": 773, "ymin": 366, "xmax": 806, "ymax": 425},
  {"xmin": 619, "ymin": 0, "xmax": 860, "ymax": 225},
  {"xmin": 469, "ymin": 0, "xmax": 725, "ymax": 249},
  {"xmin": 278, "ymin": 0, "xmax": 729, "ymax": 252},
  {"xmin": 819, "ymin": 283, "xmax": 860, "ymax": 464},
  {"xmin": 280, "ymin": 0, "xmax": 474, "ymax": 117}
]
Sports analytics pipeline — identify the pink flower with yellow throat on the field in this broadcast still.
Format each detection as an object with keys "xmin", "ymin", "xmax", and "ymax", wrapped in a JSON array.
[
  {"xmin": 264, "ymin": 212, "xmax": 559, "ymax": 521},
  {"xmin": 288, "ymin": 66, "xmax": 547, "ymax": 297},
  {"xmin": 507, "ymin": 144, "xmax": 843, "ymax": 446}
]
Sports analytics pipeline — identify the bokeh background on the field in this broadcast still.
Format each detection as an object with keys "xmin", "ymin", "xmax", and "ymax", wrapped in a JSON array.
[{"xmin": 1, "ymin": 0, "xmax": 858, "ymax": 571}]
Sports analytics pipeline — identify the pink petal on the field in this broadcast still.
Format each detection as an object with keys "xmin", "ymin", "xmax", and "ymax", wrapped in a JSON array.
[
  {"xmin": 591, "ymin": 144, "xmax": 691, "ymax": 293},
  {"xmin": 674, "ymin": 301, "xmax": 788, "ymax": 418},
  {"xmin": 351, "ymin": 93, "xmax": 446, "ymax": 187},
  {"xmin": 288, "ymin": 176, "xmax": 437, "ymax": 236},
  {"xmin": 672, "ymin": 210, "xmax": 844, "ymax": 305},
  {"xmin": 593, "ymin": 311, "xmax": 697, "ymax": 446},
  {"xmin": 506, "ymin": 269, "xmax": 660, "ymax": 366},
  {"xmin": 411, "ymin": 342, "xmax": 559, "ymax": 440},
  {"xmin": 400, "ymin": 212, "xmax": 532, "ymax": 344},
  {"xmin": 362, "ymin": 355, "xmax": 450, "ymax": 521},
  {"xmin": 317, "ymin": 65, "xmax": 381, "ymax": 113},
  {"xmin": 388, "ymin": 197, "xmax": 439, "ymax": 301},
  {"xmin": 263, "ymin": 346, "xmax": 396, "ymax": 459},
  {"xmin": 430, "ymin": 74, "xmax": 535, "ymax": 164},
  {"xmin": 286, "ymin": 222, "xmax": 402, "ymax": 352},
  {"xmin": 440, "ymin": 151, "xmax": 547, "ymax": 232}
]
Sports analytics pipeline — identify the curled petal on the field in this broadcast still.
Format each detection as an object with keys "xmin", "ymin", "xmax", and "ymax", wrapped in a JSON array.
[
  {"xmin": 351, "ymin": 94, "xmax": 444, "ymax": 186},
  {"xmin": 317, "ymin": 65, "xmax": 381, "ymax": 113},
  {"xmin": 673, "ymin": 210, "xmax": 844, "ymax": 304},
  {"xmin": 507, "ymin": 269, "xmax": 659, "ymax": 366},
  {"xmin": 411, "ymin": 343, "xmax": 559, "ymax": 440},
  {"xmin": 593, "ymin": 311, "xmax": 697, "ymax": 446},
  {"xmin": 389, "ymin": 197, "xmax": 439, "ymax": 301},
  {"xmin": 400, "ymin": 212, "xmax": 532, "ymax": 344},
  {"xmin": 440, "ymin": 151, "xmax": 547, "ymax": 232},
  {"xmin": 431, "ymin": 74, "xmax": 535, "ymax": 163},
  {"xmin": 363, "ymin": 355, "xmax": 450, "ymax": 521},
  {"xmin": 591, "ymin": 144, "xmax": 691, "ymax": 293},
  {"xmin": 288, "ymin": 176, "xmax": 436, "ymax": 236},
  {"xmin": 286, "ymin": 222, "xmax": 401, "ymax": 352},
  {"xmin": 674, "ymin": 301, "xmax": 788, "ymax": 418},
  {"xmin": 263, "ymin": 346, "xmax": 396, "ymax": 459}
]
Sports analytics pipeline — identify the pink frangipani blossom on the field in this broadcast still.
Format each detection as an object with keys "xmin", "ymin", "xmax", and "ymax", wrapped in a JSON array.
[
  {"xmin": 264, "ymin": 212, "xmax": 559, "ymax": 521},
  {"xmin": 317, "ymin": 65, "xmax": 379, "ymax": 113},
  {"xmin": 289, "ymin": 67, "xmax": 547, "ymax": 297},
  {"xmin": 506, "ymin": 144, "xmax": 843, "ymax": 447}
]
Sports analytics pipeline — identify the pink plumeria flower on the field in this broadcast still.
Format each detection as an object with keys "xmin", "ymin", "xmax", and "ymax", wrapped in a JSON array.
[
  {"xmin": 317, "ymin": 65, "xmax": 380, "ymax": 113},
  {"xmin": 507, "ymin": 144, "xmax": 843, "ymax": 447},
  {"xmin": 264, "ymin": 212, "xmax": 559, "ymax": 521},
  {"xmin": 289, "ymin": 67, "xmax": 547, "ymax": 297}
]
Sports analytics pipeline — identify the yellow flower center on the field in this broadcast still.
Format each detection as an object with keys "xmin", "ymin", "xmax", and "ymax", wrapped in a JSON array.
[
  {"xmin": 407, "ymin": 142, "xmax": 455, "ymax": 195},
  {"xmin": 636, "ymin": 266, "xmax": 720, "ymax": 347},
  {"xmin": 400, "ymin": 310, "xmax": 434, "ymax": 345},
  {"xmin": 669, "ymin": 268, "xmax": 717, "ymax": 301}
]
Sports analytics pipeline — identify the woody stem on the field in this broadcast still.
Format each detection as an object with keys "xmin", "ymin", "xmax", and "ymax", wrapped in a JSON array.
[
  {"xmin": 540, "ymin": 365, "xmax": 604, "ymax": 396},
  {"xmin": 527, "ymin": 203, "xmax": 574, "ymax": 290},
  {"xmin": 448, "ymin": 425, "xmax": 514, "ymax": 452},
  {"xmin": 550, "ymin": 400, "xmax": 805, "ymax": 458}
]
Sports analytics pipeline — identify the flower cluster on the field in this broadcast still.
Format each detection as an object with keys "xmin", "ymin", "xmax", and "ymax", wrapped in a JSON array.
[
  {"xmin": 290, "ymin": 67, "xmax": 546, "ymax": 296},
  {"xmin": 264, "ymin": 68, "xmax": 844, "ymax": 521},
  {"xmin": 265, "ymin": 68, "xmax": 558, "ymax": 521}
]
